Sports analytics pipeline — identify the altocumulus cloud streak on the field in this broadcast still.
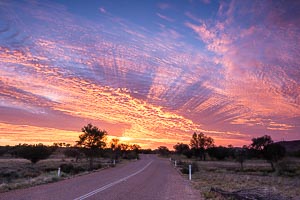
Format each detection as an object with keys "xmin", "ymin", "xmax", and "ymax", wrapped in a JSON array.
[{"xmin": 0, "ymin": 0, "xmax": 299, "ymax": 148}]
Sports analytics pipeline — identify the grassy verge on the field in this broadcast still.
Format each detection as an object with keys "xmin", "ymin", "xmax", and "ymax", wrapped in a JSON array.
[
  {"xmin": 0, "ymin": 157, "xmax": 121, "ymax": 192},
  {"xmin": 173, "ymin": 157, "xmax": 300, "ymax": 200}
]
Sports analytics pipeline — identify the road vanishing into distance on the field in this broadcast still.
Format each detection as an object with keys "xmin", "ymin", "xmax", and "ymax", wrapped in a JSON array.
[{"xmin": 0, "ymin": 155, "xmax": 201, "ymax": 200}]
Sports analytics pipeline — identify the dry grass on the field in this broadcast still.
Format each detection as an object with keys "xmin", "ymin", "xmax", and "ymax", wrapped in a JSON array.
[
  {"xmin": 178, "ymin": 158, "xmax": 300, "ymax": 200},
  {"xmin": 0, "ymin": 157, "xmax": 113, "ymax": 192}
]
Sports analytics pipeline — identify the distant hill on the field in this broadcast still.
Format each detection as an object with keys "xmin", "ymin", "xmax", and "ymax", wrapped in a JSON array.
[{"xmin": 277, "ymin": 140, "xmax": 300, "ymax": 153}]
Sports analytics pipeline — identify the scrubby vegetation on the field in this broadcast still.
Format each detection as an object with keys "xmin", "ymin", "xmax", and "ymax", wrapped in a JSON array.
[
  {"xmin": 0, "ymin": 123, "xmax": 143, "ymax": 192},
  {"xmin": 170, "ymin": 133, "xmax": 300, "ymax": 200},
  {"xmin": 12, "ymin": 144, "xmax": 55, "ymax": 164}
]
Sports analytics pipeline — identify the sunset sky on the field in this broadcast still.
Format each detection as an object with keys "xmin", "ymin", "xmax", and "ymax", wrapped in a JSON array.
[{"xmin": 0, "ymin": 0, "xmax": 299, "ymax": 149}]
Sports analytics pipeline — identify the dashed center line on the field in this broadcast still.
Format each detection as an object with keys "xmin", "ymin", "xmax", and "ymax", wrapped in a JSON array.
[{"xmin": 73, "ymin": 161, "xmax": 153, "ymax": 200}]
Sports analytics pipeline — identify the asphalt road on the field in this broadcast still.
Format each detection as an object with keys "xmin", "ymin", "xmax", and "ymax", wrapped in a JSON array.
[{"xmin": 0, "ymin": 155, "xmax": 201, "ymax": 200}]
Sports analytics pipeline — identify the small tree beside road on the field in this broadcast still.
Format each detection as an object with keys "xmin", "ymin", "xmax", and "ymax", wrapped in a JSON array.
[
  {"xmin": 173, "ymin": 143, "xmax": 190, "ymax": 154},
  {"xmin": 76, "ymin": 123, "xmax": 107, "ymax": 170},
  {"xmin": 190, "ymin": 132, "xmax": 214, "ymax": 160},
  {"xmin": 157, "ymin": 146, "xmax": 170, "ymax": 157}
]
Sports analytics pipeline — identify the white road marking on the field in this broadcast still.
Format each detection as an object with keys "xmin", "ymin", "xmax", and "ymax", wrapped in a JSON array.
[{"xmin": 73, "ymin": 161, "xmax": 153, "ymax": 200}]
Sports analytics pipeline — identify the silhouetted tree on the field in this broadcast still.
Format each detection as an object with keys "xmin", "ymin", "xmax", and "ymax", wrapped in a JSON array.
[
  {"xmin": 173, "ymin": 143, "xmax": 190, "ymax": 154},
  {"xmin": 157, "ymin": 146, "xmax": 170, "ymax": 157},
  {"xmin": 53, "ymin": 142, "xmax": 71, "ymax": 148},
  {"xmin": 183, "ymin": 149, "xmax": 193, "ymax": 158},
  {"xmin": 139, "ymin": 148, "xmax": 153, "ymax": 154},
  {"xmin": 173, "ymin": 143, "xmax": 192, "ymax": 158},
  {"xmin": 130, "ymin": 144, "xmax": 141, "ymax": 157},
  {"xmin": 14, "ymin": 144, "xmax": 53, "ymax": 164},
  {"xmin": 207, "ymin": 146, "xmax": 229, "ymax": 160},
  {"xmin": 110, "ymin": 138, "xmax": 121, "ymax": 160},
  {"xmin": 119, "ymin": 143, "xmax": 141, "ymax": 159},
  {"xmin": 251, "ymin": 135, "xmax": 273, "ymax": 151},
  {"xmin": 264, "ymin": 143, "xmax": 286, "ymax": 171},
  {"xmin": 235, "ymin": 148, "xmax": 247, "ymax": 171},
  {"xmin": 190, "ymin": 132, "xmax": 214, "ymax": 160},
  {"xmin": 76, "ymin": 123, "xmax": 107, "ymax": 170}
]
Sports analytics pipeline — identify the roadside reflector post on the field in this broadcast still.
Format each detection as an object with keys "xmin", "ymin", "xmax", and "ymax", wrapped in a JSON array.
[
  {"xmin": 113, "ymin": 159, "xmax": 116, "ymax": 166},
  {"xmin": 175, "ymin": 160, "xmax": 177, "ymax": 167},
  {"xmin": 169, "ymin": 157, "xmax": 172, "ymax": 162},
  {"xmin": 189, "ymin": 164, "xmax": 192, "ymax": 180},
  {"xmin": 58, "ymin": 167, "xmax": 61, "ymax": 177}
]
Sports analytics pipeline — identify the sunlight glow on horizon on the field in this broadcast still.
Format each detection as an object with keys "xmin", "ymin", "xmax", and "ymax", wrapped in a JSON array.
[{"xmin": 0, "ymin": 0, "xmax": 299, "ymax": 148}]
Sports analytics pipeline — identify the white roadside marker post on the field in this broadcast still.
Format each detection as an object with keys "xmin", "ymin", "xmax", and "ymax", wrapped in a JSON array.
[
  {"xmin": 113, "ymin": 159, "xmax": 116, "ymax": 166},
  {"xmin": 175, "ymin": 160, "xmax": 177, "ymax": 167},
  {"xmin": 58, "ymin": 167, "xmax": 61, "ymax": 177},
  {"xmin": 189, "ymin": 164, "xmax": 192, "ymax": 180}
]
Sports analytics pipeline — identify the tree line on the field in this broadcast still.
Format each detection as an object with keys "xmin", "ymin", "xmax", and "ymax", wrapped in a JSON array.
[
  {"xmin": 0, "ymin": 123, "xmax": 141, "ymax": 170},
  {"xmin": 158, "ymin": 133, "xmax": 288, "ymax": 171},
  {"xmin": 0, "ymin": 124, "xmax": 293, "ymax": 172}
]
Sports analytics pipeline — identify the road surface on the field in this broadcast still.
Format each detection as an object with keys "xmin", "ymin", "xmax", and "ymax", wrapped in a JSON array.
[{"xmin": 0, "ymin": 155, "xmax": 201, "ymax": 200}]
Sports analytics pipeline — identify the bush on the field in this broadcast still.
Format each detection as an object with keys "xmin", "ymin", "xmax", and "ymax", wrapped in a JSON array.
[
  {"xmin": 123, "ymin": 151, "xmax": 139, "ymax": 160},
  {"xmin": 180, "ymin": 162, "xmax": 199, "ymax": 174},
  {"xmin": 157, "ymin": 146, "xmax": 170, "ymax": 157},
  {"xmin": 60, "ymin": 163, "xmax": 74, "ymax": 174},
  {"xmin": 0, "ymin": 170, "xmax": 20, "ymax": 182},
  {"xmin": 277, "ymin": 159, "xmax": 298, "ymax": 176},
  {"xmin": 264, "ymin": 143, "xmax": 286, "ymax": 171},
  {"xmin": 21, "ymin": 168, "xmax": 41, "ymax": 178},
  {"xmin": 95, "ymin": 163, "xmax": 102, "ymax": 169},
  {"xmin": 292, "ymin": 150, "xmax": 300, "ymax": 158},
  {"xmin": 183, "ymin": 149, "xmax": 193, "ymax": 158},
  {"xmin": 72, "ymin": 166, "xmax": 85, "ymax": 174},
  {"xmin": 13, "ymin": 144, "xmax": 53, "ymax": 164},
  {"xmin": 207, "ymin": 147, "xmax": 229, "ymax": 160},
  {"xmin": 63, "ymin": 148, "xmax": 81, "ymax": 161},
  {"xmin": 0, "ymin": 146, "xmax": 10, "ymax": 156}
]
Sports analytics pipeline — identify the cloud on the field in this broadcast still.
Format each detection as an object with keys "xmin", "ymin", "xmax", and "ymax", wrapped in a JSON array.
[
  {"xmin": 156, "ymin": 13, "xmax": 175, "ymax": 22},
  {"xmin": 186, "ymin": 0, "xmax": 300, "ymax": 120},
  {"xmin": 99, "ymin": 7, "xmax": 106, "ymax": 14},
  {"xmin": 0, "ymin": 0, "xmax": 299, "ymax": 148},
  {"xmin": 185, "ymin": 22, "xmax": 215, "ymax": 42}
]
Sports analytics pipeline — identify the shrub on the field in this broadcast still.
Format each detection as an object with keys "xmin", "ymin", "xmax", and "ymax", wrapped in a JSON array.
[
  {"xmin": 0, "ymin": 146, "xmax": 10, "ymax": 156},
  {"xmin": 157, "ymin": 146, "xmax": 170, "ymax": 157},
  {"xmin": 264, "ymin": 143, "xmax": 286, "ymax": 171},
  {"xmin": 63, "ymin": 148, "xmax": 81, "ymax": 162},
  {"xmin": 123, "ymin": 151, "xmax": 138, "ymax": 160},
  {"xmin": 292, "ymin": 150, "xmax": 300, "ymax": 158},
  {"xmin": 180, "ymin": 162, "xmax": 199, "ymax": 174},
  {"xmin": 60, "ymin": 163, "xmax": 74, "ymax": 174},
  {"xmin": 13, "ymin": 144, "xmax": 53, "ymax": 164},
  {"xmin": 277, "ymin": 159, "xmax": 298, "ymax": 176},
  {"xmin": 183, "ymin": 149, "xmax": 193, "ymax": 158},
  {"xmin": 72, "ymin": 166, "xmax": 85, "ymax": 174},
  {"xmin": 0, "ymin": 170, "xmax": 19, "ymax": 182},
  {"xmin": 21, "ymin": 168, "xmax": 41, "ymax": 178}
]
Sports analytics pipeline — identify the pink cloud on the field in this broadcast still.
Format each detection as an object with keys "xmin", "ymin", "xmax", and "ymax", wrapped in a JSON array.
[
  {"xmin": 99, "ymin": 7, "xmax": 106, "ymax": 14},
  {"xmin": 185, "ymin": 22, "xmax": 215, "ymax": 42},
  {"xmin": 1, "ymin": 0, "xmax": 299, "ymax": 148}
]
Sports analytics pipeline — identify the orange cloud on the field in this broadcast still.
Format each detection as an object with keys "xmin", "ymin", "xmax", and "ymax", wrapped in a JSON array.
[{"xmin": 1, "ymin": 0, "xmax": 299, "ymax": 149}]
